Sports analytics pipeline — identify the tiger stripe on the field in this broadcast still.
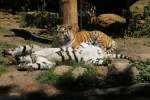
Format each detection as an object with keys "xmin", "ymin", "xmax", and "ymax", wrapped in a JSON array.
[
  {"xmin": 56, "ymin": 51, "xmax": 65, "ymax": 61},
  {"xmin": 22, "ymin": 45, "xmax": 26, "ymax": 53}
]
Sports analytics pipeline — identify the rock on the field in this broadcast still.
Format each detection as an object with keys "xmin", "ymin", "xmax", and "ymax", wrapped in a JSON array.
[
  {"xmin": 130, "ymin": 0, "xmax": 150, "ymax": 14},
  {"xmin": 72, "ymin": 67, "xmax": 87, "ymax": 79},
  {"xmin": 111, "ymin": 59, "xmax": 130, "ymax": 73},
  {"xmin": 53, "ymin": 65, "xmax": 72, "ymax": 76},
  {"xmin": 96, "ymin": 66, "xmax": 108, "ymax": 78},
  {"xmin": 97, "ymin": 13, "xmax": 126, "ymax": 28},
  {"xmin": 131, "ymin": 67, "xmax": 140, "ymax": 76}
]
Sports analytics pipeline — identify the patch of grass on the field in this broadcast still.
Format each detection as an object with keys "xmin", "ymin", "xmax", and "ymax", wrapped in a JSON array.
[
  {"xmin": 75, "ymin": 66, "xmax": 98, "ymax": 88},
  {"xmin": 0, "ymin": 41, "xmax": 15, "ymax": 51},
  {"xmin": 107, "ymin": 64, "xmax": 115, "ymax": 72},
  {"xmin": 0, "ymin": 26, "xmax": 10, "ymax": 33},
  {"xmin": 20, "ymin": 11, "xmax": 59, "ymax": 30},
  {"xmin": 0, "ymin": 65, "xmax": 7, "ymax": 76},
  {"xmin": 116, "ymin": 48, "xmax": 124, "ymax": 54},
  {"xmin": 0, "ymin": 41, "xmax": 16, "ymax": 62},
  {"xmin": 131, "ymin": 60, "xmax": 150, "ymax": 83},
  {"xmin": 126, "ymin": 2, "xmax": 150, "ymax": 37},
  {"xmin": 36, "ymin": 68, "xmax": 59, "ymax": 84},
  {"xmin": 36, "ymin": 59, "xmax": 150, "ymax": 89},
  {"xmin": 25, "ymin": 40, "xmax": 49, "ymax": 48},
  {"xmin": 67, "ymin": 61, "xmax": 90, "ymax": 68},
  {"xmin": 36, "ymin": 62, "xmax": 100, "ymax": 89},
  {"xmin": 0, "ymin": 41, "xmax": 15, "ymax": 76}
]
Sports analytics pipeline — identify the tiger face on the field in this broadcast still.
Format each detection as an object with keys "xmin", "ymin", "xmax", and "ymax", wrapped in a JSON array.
[
  {"xmin": 56, "ymin": 25, "xmax": 73, "ymax": 45},
  {"xmin": 2, "ymin": 44, "xmax": 42, "ymax": 57},
  {"xmin": 2, "ymin": 46, "xmax": 25, "ymax": 57}
]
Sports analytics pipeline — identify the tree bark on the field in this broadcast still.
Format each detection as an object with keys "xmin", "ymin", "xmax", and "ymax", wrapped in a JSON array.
[{"xmin": 59, "ymin": 0, "xmax": 78, "ymax": 32}]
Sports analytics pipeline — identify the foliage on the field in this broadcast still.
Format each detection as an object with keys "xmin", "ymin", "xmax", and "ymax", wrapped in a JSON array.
[
  {"xmin": 0, "ymin": 0, "xmax": 58, "ymax": 12},
  {"xmin": 0, "ymin": 41, "xmax": 15, "ymax": 51},
  {"xmin": 126, "ymin": 2, "xmax": 150, "ymax": 37},
  {"xmin": 20, "ymin": 11, "xmax": 59, "ymax": 30},
  {"xmin": 115, "ymin": 48, "xmax": 124, "ymax": 54},
  {"xmin": 36, "ymin": 62, "xmax": 99, "ymax": 89},
  {"xmin": 0, "ymin": 41, "xmax": 14, "ymax": 76},
  {"xmin": 0, "ymin": 65, "xmax": 7, "ymax": 76},
  {"xmin": 36, "ymin": 68, "xmax": 60, "ymax": 84},
  {"xmin": 132, "ymin": 60, "xmax": 150, "ymax": 83},
  {"xmin": 0, "ymin": 41, "xmax": 16, "ymax": 64},
  {"xmin": 76, "ymin": 65, "xmax": 98, "ymax": 88},
  {"xmin": 0, "ymin": 27, "xmax": 10, "ymax": 33}
]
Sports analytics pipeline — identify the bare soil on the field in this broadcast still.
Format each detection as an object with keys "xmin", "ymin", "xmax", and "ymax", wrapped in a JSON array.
[
  {"xmin": 116, "ymin": 37, "xmax": 150, "ymax": 60},
  {"xmin": 0, "ymin": 11, "xmax": 150, "ymax": 100}
]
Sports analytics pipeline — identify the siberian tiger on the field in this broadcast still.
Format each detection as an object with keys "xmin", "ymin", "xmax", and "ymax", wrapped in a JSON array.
[
  {"xmin": 2, "ymin": 43, "xmax": 128, "ymax": 70},
  {"xmin": 56, "ymin": 25, "xmax": 117, "ymax": 54}
]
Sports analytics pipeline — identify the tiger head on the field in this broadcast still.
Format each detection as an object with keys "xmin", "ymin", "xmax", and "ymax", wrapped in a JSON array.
[
  {"xmin": 2, "ymin": 45, "xmax": 33, "ymax": 57},
  {"xmin": 56, "ymin": 25, "xmax": 74, "ymax": 45},
  {"xmin": 2, "ymin": 46, "xmax": 24, "ymax": 57}
]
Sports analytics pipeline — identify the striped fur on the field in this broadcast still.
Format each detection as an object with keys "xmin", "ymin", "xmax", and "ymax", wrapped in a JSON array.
[
  {"xmin": 2, "ymin": 44, "xmax": 42, "ymax": 57},
  {"xmin": 2, "ymin": 43, "xmax": 129, "ymax": 70},
  {"xmin": 56, "ymin": 25, "xmax": 117, "ymax": 54}
]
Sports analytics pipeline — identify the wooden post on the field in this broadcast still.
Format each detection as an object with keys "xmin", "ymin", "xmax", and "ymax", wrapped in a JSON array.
[{"xmin": 59, "ymin": 0, "xmax": 78, "ymax": 32}]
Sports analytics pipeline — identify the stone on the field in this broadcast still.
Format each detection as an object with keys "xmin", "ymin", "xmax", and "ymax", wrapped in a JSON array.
[
  {"xmin": 97, "ymin": 13, "xmax": 126, "ymax": 28},
  {"xmin": 130, "ymin": 0, "xmax": 150, "ymax": 14},
  {"xmin": 111, "ymin": 59, "xmax": 130, "ymax": 73},
  {"xmin": 53, "ymin": 65, "xmax": 72, "ymax": 76},
  {"xmin": 96, "ymin": 66, "xmax": 108, "ymax": 78},
  {"xmin": 131, "ymin": 67, "xmax": 140, "ymax": 76},
  {"xmin": 72, "ymin": 67, "xmax": 87, "ymax": 79}
]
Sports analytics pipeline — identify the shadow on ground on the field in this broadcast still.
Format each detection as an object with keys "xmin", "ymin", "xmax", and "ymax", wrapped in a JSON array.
[{"xmin": 1, "ymin": 85, "xmax": 150, "ymax": 100}]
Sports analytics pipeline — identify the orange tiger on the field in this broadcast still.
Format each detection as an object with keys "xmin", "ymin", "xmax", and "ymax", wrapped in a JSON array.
[{"xmin": 56, "ymin": 25, "xmax": 117, "ymax": 54}]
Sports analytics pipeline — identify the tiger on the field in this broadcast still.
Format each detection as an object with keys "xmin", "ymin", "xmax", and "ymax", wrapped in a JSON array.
[
  {"xmin": 2, "ymin": 44, "xmax": 42, "ymax": 57},
  {"xmin": 56, "ymin": 24, "xmax": 117, "ymax": 54},
  {"xmin": 2, "ymin": 43, "xmax": 130, "ymax": 70}
]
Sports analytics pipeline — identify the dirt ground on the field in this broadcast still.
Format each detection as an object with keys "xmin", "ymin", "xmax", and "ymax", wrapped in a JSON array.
[{"xmin": 0, "ymin": 11, "xmax": 150, "ymax": 100}]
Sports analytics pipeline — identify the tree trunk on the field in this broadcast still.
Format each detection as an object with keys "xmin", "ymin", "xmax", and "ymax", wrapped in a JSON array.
[
  {"xmin": 59, "ymin": 0, "xmax": 78, "ymax": 32},
  {"xmin": 125, "ymin": 0, "xmax": 130, "ymax": 26}
]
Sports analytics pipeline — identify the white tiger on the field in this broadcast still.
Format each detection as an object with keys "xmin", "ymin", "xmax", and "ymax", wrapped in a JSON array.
[
  {"xmin": 2, "ymin": 43, "xmax": 130, "ymax": 70},
  {"xmin": 2, "ymin": 44, "xmax": 42, "ymax": 57}
]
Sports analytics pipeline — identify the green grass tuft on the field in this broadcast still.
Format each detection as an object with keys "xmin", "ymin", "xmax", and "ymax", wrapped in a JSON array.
[
  {"xmin": 36, "ymin": 68, "xmax": 59, "ymax": 84},
  {"xmin": 0, "ymin": 64, "xmax": 7, "ymax": 76},
  {"xmin": 0, "ymin": 41, "xmax": 15, "ymax": 50},
  {"xmin": 36, "ymin": 62, "xmax": 99, "ymax": 89},
  {"xmin": 131, "ymin": 60, "xmax": 150, "ymax": 83},
  {"xmin": 126, "ymin": 2, "xmax": 150, "ymax": 37}
]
